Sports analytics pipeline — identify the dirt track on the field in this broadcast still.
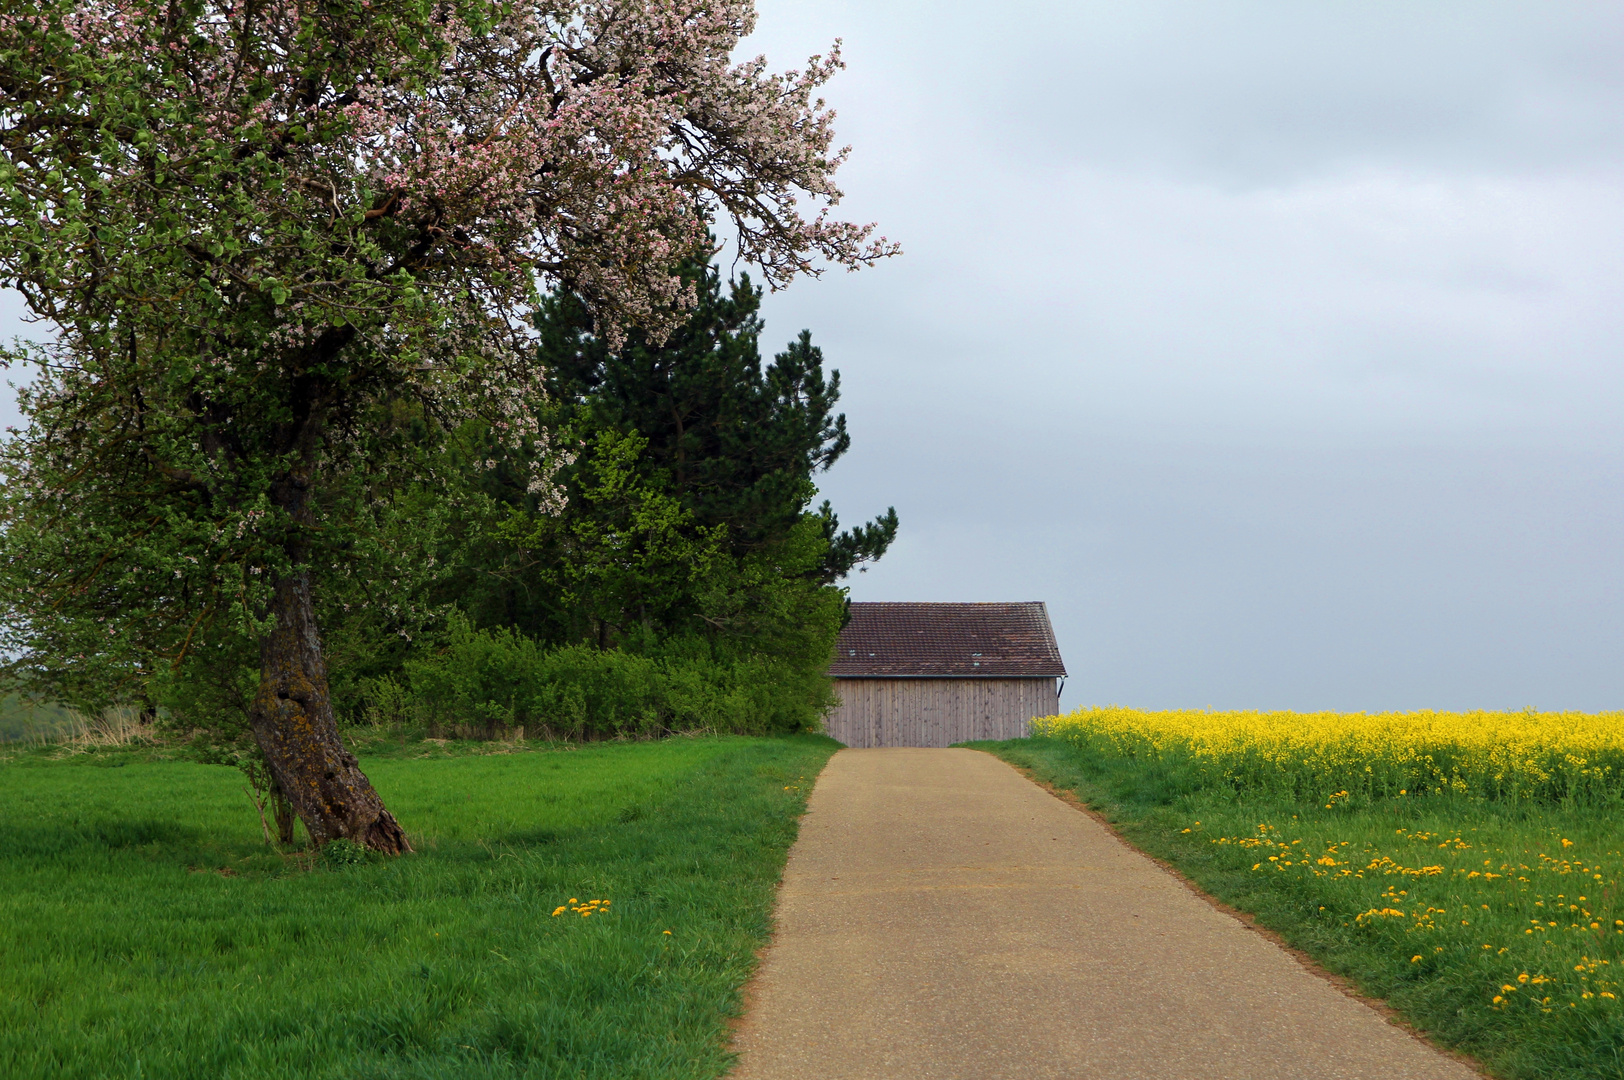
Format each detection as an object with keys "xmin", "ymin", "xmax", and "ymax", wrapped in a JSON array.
[{"xmin": 729, "ymin": 747, "xmax": 1479, "ymax": 1080}]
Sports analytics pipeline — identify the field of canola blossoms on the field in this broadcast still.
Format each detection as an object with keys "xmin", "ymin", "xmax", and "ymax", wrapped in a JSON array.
[
  {"xmin": 1032, "ymin": 706, "xmax": 1624, "ymax": 804},
  {"xmin": 1027, "ymin": 707, "xmax": 1624, "ymax": 1058}
]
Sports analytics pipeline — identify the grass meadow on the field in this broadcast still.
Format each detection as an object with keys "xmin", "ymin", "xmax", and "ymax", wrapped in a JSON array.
[
  {"xmin": 0, "ymin": 734, "xmax": 838, "ymax": 1080},
  {"xmin": 983, "ymin": 706, "xmax": 1624, "ymax": 1080}
]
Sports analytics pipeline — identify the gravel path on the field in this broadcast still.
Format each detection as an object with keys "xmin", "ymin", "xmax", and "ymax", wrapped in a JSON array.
[{"xmin": 729, "ymin": 747, "xmax": 1480, "ymax": 1080}]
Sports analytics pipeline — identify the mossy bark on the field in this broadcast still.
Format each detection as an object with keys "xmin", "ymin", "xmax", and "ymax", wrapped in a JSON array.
[
  {"xmin": 247, "ymin": 570, "xmax": 410, "ymax": 854},
  {"xmin": 271, "ymin": 782, "xmax": 296, "ymax": 846}
]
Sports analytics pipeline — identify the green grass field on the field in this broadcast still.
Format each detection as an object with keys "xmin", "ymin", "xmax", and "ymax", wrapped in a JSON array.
[
  {"xmin": 0, "ymin": 734, "xmax": 838, "ymax": 1080},
  {"xmin": 982, "ymin": 736, "xmax": 1624, "ymax": 1080}
]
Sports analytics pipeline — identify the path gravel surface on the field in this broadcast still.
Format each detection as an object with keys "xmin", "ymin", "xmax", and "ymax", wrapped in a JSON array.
[{"xmin": 729, "ymin": 747, "xmax": 1479, "ymax": 1080}]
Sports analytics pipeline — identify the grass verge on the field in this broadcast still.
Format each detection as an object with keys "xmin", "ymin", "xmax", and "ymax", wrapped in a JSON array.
[
  {"xmin": 978, "ymin": 736, "xmax": 1624, "ymax": 1080},
  {"xmin": 0, "ymin": 734, "xmax": 837, "ymax": 1079}
]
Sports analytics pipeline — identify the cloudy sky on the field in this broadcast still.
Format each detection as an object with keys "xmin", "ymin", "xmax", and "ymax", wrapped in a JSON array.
[
  {"xmin": 740, "ymin": 0, "xmax": 1624, "ymax": 710},
  {"xmin": 3, "ymin": 2, "xmax": 1619, "ymax": 711}
]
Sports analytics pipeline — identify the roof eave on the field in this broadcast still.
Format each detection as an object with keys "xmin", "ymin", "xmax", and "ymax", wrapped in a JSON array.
[{"xmin": 829, "ymin": 671, "xmax": 1067, "ymax": 680}]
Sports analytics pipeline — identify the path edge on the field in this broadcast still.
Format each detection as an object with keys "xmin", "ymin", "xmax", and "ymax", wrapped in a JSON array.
[
  {"xmin": 983, "ymin": 750, "xmax": 1494, "ymax": 1080},
  {"xmin": 721, "ymin": 747, "xmax": 843, "ymax": 1075}
]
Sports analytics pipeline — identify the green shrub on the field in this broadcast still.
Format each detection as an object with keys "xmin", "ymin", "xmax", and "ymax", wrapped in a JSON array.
[
  {"xmin": 394, "ymin": 615, "xmax": 834, "ymax": 739},
  {"xmin": 318, "ymin": 838, "xmax": 371, "ymax": 867}
]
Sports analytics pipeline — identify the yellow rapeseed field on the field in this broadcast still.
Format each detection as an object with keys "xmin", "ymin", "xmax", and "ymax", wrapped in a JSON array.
[{"xmin": 1032, "ymin": 706, "xmax": 1624, "ymax": 805}]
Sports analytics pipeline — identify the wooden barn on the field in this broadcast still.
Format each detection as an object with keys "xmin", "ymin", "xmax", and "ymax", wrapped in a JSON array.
[{"xmin": 824, "ymin": 602, "xmax": 1067, "ymax": 748}]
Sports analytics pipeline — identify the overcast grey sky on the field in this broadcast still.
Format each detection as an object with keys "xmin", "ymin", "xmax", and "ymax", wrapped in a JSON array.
[
  {"xmin": 741, "ymin": 0, "xmax": 1624, "ymax": 710},
  {"xmin": 3, "ymin": 2, "xmax": 1619, "ymax": 711}
]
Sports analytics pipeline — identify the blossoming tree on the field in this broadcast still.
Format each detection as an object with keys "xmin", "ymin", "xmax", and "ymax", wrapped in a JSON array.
[{"xmin": 0, "ymin": 0, "xmax": 893, "ymax": 851}]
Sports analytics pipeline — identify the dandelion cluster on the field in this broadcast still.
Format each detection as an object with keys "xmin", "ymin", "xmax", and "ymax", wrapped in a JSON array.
[
  {"xmin": 552, "ymin": 897, "xmax": 611, "ymax": 919},
  {"xmin": 1194, "ymin": 812, "xmax": 1624, "ymax": 1016}
]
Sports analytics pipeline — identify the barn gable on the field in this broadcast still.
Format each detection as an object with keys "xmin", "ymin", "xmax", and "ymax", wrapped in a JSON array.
[{"xmin": 825, "ymin": 602, "xmax": 1066, "ymax": 748}]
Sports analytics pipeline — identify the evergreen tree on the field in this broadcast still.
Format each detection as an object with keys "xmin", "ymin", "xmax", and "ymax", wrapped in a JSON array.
[{"xmin": 447, "ymin": 262, "xmax": 897, "ymax": 652}]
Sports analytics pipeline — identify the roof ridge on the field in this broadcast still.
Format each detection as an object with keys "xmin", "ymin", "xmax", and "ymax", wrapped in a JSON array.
[{"xmin": 830, "ymin": 601, "xmax": 1066, "ymax": 679}]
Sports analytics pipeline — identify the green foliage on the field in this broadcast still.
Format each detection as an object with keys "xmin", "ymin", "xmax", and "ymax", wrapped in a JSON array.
[
  {"xmin": 0, "ymin": 0, "xmax": 884, "ymax": 764},
  {"xmin": 0, "ymin": 736, "xmax": 838, "ymax": 1079},
  {"xmin": 984, "ymin": 737, "xmax": 1624, "ymax": 1080},
  {"xmin": 398, "ymin": 612, "xmax": 838, "ymax": 739},
  {"xmin": 541, "ymin": 269, "xmax": 863, "ymax": 563},
  {"xmin": 0, "ymin": 0, "xmax": 510, "ymax": 710},
  {"xmin": 407, "ymin": 260, "xmax": 894, "ymax": 734},
  {"xmin": 318, "ymin": 838, "xmax": 373, "ymax": 868},
  {"xmin": 135, "ymin": 470, "xmax": 457, "ymax": 747},
  {"xmin": 543, "ymin": 263, "xmax": 897, "ymax": 579},
  {"xmin": 480, "ymin": 427, "xmax": 729, "ymax": 646},
  {"xmin": 0, "ymin": 379, "xmax": 461, "ymax": 714},
  {"xmin": 446, "ymin": 263, "xmax": 894, "ymax": 643}
]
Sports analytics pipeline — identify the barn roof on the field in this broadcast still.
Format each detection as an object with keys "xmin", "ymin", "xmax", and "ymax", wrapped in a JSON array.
[{"xmin": 830, "ymin": 602, "xmax": 1066, "ymax": 679}]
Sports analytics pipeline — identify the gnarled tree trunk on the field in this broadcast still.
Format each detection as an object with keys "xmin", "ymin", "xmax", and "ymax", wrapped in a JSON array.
[
  {"xmin": 247, "ymin": 568, "xmax": 411, "ymax": 854},
  {"xmin": 241, "ymin": 361, "xmax": 408, "ymax": 854}
]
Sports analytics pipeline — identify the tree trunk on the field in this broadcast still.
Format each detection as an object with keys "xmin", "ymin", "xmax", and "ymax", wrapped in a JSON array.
[
  {"xmin": 246, "ymin": 570, "xmax": 411, "ymax": 854},
  {"xmin": 271, "ymin": 782, "xmax": 296, "ymax": 846}
]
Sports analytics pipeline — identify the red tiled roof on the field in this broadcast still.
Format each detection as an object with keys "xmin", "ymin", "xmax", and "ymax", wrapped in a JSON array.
[{"xmin": 830, "ymin": 602, "xmax": 1066, "ymax": 678}]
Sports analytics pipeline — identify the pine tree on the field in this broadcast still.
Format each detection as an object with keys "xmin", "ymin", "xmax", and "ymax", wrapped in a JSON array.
[{"xmin": 448, "ymin": 261, "xmax": 897, "ymax": 653}]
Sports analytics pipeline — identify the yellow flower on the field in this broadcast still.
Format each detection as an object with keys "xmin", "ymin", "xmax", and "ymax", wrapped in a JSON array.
[
  {"xmin": 1411, "ymin": 955, "xmax": 1422, "ymax": 963},
  {"xmin": 663, "ymin": 930, "xmax": 672, "ymax": 935},
  {"xmin": 1031, "ymin": 706, "xmax": 1624, "ymax": 809}
]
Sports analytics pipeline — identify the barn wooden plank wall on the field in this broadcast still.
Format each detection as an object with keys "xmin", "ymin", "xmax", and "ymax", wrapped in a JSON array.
[{"xmin": 823, "ymin": 678, "xmax": 1060, "ymax": 748}]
